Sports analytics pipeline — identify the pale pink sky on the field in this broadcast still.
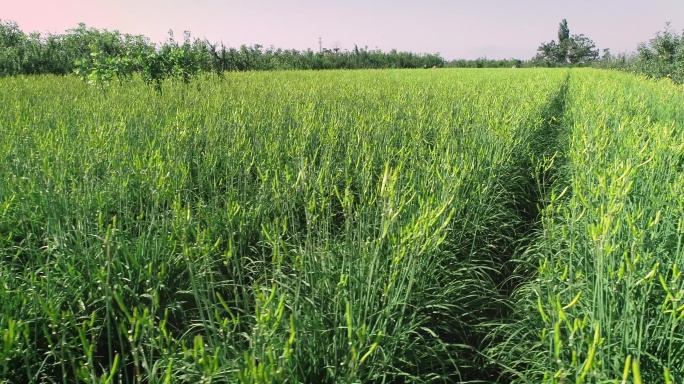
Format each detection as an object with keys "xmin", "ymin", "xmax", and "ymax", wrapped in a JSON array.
[{"xmin": 2, "ymin": 0, "xmax": 682, "ymax": 60}]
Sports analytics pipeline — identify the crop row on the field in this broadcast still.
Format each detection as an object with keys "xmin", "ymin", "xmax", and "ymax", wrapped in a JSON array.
[
  {"xmin": 3, "ymin": 68, "xmax": 682, "ymax": 383},
  {"xmin": 494, "ymin": 70, "xmax": 684, "ymax": 383}
]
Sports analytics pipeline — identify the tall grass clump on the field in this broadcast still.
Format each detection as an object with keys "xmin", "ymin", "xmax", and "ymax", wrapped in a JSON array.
[
  {"xmin": 492, "ymin": 69, "xmax": 684, "ymax": 383},
  {"xmin": 0, "ymin": 69, "xmax": 566, "ymax": 383}
]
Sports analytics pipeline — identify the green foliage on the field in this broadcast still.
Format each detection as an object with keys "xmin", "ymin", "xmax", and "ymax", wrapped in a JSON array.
[
  {"xmin": 0, "ymin": 20, "xmax": 25, "ymax": 76},
  {"xmin": 0, "ymin": 20, "xmax": 150, "ymax": 77},
  {"xmin": 5, "ymin": 23, "xmax": 684, "ymax": 384},
  {"xmin": 0, "ymin": 69, "xmax": 566, "ymax": 383},
  {"xmin": 558, "ymin": 19, "xmax": 570, "ymax": 44},
  {"xmin": 446, "ymin": 57, "xmax": 525, "ymax": 68},
  {"xmin": 534, "ymin": 20, "xmax": 599, "ymax": 66},
  {"xmin": 74, "ymin": 46, "xmax": 135, "ymax": 90},
  {"xmin": 163, "ymin": 31, "xmax": 204, "ymax": 83},
  {"xmin": 490, "ymin": 69, "xmax": 684, "ymax": 383},
  {"xmin": 566, "ymin": 34, "xmax": 599, "ymax": 64},
  {"xmin": 0, "ymin": 19, "xmax": 445, "ymax": 80},
  {"xmin": 594, "ymin": 23, "xmax": 684, "ymax": 84}
]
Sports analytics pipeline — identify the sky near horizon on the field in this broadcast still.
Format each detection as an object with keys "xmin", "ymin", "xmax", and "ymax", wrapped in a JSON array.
[{"xmin": 3, "ymin": 1, "xmax": 683, "ymax": 60}]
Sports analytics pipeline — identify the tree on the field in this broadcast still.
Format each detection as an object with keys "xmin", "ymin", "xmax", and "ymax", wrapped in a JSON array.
[
  {"xmin": 533, "ymin": 19, "xmax": 599, "ymax": 65},
  {"xmin": 558, "ymin": 19, "xmax": 570, "ymax": 43},
  {"xmin": 533, "ymin": 41, "xmax": 560, "ymax": 66},
  {"xmin": 556, "ymin": 19, "xmax": 571, "ymax": 63},
  {"xmin": 632, "ymin": 22, "xmax": 684, "ymax": 81},
  {"xmin": 592, "ymin": 22, "xmax": 684, "ymax": 84},
  {"xmin": 601, "ymin": 48, "xmax": 612, "ymax": 60},
  {"xmin": 0, "ymin": 19, "xmax": 27, "ymax": 76},
  {"xmin": 567, "ymin": 34, "xmax": 599, "ymax": 63}
]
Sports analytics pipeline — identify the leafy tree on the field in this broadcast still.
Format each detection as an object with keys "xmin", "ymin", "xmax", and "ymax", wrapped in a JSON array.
[
  {"xmin": 567, "ymin": 34, "xmax": 599, "ymax": 63},
  {"xmin": 0, "ymin": 19, "xmax": 27, "ymax": 76},
  {"xmin": 632, "ymin": 23, "xmax": 684, "ymax": 82},
  {"xmin": 533, "ymin": 19, "xmax": 599, "ymax": 66},
  {"xmin": 533, "ymin": 40, "xmax": 561, "ymax": 66},
  {"xmin": 592, "ymin": 22, "xmax": 684, "ymax": 84}
]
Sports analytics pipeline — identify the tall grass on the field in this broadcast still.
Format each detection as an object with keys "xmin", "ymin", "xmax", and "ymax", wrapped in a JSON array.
[
  {"xmin": 0, "ymin": 69, "xmax": 566, "ymax": 382},
  {"xmin": 492, "ymin": 69, "xmax": 684, "ymax": 383}
]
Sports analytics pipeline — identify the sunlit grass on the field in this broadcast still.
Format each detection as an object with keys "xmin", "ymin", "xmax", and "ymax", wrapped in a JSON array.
[
  {"xmin": 5, "ymin": 68, "xmax": 683, "ymax": 383},
  {"xmin": 0, "ymin": 69, "xmax": 570, "ymax": 383},
  {"xmin": 491, "ymin": 69, "xmax": 684, "ymax": 383}
]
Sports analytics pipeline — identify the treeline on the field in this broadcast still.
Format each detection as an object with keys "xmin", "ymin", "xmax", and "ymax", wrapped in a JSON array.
[
  {"xmin": 446, "ymin": 58, "xmax": 525, "ymax": 68},
  {"xmin": 0, "ymin": 19, "xmax": 445, "ymax": 78},
  {"xmin": 593, "ymin": 23, "xmax": 684, "ymax": 84}
]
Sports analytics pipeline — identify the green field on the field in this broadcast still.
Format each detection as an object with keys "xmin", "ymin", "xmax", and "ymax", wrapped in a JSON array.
[{"xmin": 1, "ymin": 68, "xmax": 683, "ymax": 383}]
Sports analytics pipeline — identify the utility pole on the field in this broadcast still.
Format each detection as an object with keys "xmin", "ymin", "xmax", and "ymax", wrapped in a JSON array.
[{"xmin": 319, "ymin": 37, "xmax": 322, "ymax": 53}]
